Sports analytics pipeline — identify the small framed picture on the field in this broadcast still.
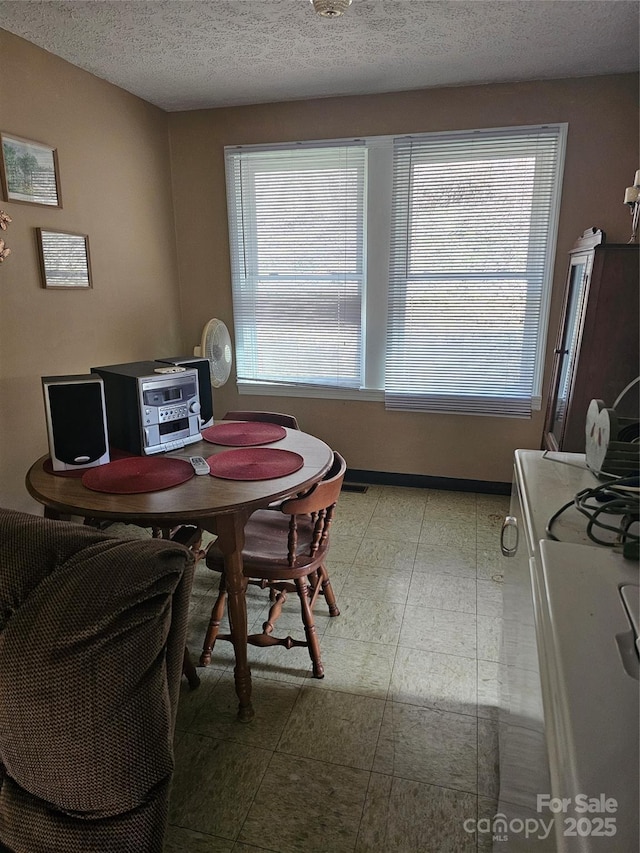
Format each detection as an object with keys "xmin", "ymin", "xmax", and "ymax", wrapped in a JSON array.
[
  {"xmin": 36, "ymin": 228, "xmax": 92, "ymax": 289},
  {"xmin": 0, "ymin": 132, "xmax": 62, "ymax": 208}
]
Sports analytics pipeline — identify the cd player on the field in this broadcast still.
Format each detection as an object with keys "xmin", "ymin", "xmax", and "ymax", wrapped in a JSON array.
[{"xmin": 92, "ymin": 360, "xmax": 202, "ymax": 456}]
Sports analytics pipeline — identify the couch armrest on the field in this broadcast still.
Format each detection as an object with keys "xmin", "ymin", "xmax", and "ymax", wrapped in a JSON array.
[{"xmin": 0, "ymin": 509, "xmax": 195, "ymax": 839}]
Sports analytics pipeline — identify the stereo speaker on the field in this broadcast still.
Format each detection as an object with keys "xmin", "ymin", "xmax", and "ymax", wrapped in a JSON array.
[
  {"xmin": 156, "ymin": 356, "xmax": 213, "ymax": 427},
  {"xmin": 42, "ymin": 374, "xmax": 111, "ymax": 472}
]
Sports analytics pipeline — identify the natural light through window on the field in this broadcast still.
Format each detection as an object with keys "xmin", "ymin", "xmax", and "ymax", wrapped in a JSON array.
[
  {"xmin": 227, "ymin": 146, "xmax": 365, "ymax": 390},
  {"xmin": 225, "ymin": 124, "xmax": 566, "ymax": 417}
]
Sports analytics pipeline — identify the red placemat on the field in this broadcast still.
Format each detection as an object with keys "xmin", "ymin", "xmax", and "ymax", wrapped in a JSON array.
[
  {"xmin": 202, "ymin": 422, "xmax": 286, "ymax": 446},
  {"xmin": 207, "ymin": 448, "xmax": 304, "ymax": 481},
  {"xmin": 82, "ymin": 456, "xmax": 194, "ymax": 494}
]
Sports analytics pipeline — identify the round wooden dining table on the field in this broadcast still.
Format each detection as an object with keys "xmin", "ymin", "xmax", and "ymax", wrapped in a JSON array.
[{"xmin": 25, "ymin": 427, "xmax": 334, "ymax": 722}]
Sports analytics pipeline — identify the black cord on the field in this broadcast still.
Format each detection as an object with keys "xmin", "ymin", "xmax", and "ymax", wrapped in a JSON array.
[
  {"xmin": 545, "ymin": 476, "xmax": 639, "ymax": 547},
  {"xmin": 545, "ymin": 498, "xmax": 576, "ymax": 541}
]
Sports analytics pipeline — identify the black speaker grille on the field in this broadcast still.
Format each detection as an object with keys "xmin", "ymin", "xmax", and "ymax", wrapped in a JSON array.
[{"xmin": 48, "ymin": 382, "xmax": 107, "ymax": 464}]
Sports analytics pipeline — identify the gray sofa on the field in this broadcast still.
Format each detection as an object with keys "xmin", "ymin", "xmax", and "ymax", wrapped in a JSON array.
[{"xmin": 0, "ymin": 508, "xmax": 195, "ymax": 853}]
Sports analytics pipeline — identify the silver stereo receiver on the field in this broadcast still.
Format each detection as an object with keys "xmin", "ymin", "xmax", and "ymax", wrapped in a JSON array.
[{"xmin": 91, "ymin": 360, "xmax": 202, "ymax": 456}]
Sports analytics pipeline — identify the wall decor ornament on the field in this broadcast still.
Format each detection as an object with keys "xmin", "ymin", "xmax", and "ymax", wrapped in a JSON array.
[
  {"xmin": 623, "ymin": 169, "xmax": 640, "ymax": 243},
  {"xmin": 0, "ymin": 210, "xmax": 12, "ymax": 262},
  {"xmin": 0, "ymin": 132, "xmax": 62, "ymax": 208}
]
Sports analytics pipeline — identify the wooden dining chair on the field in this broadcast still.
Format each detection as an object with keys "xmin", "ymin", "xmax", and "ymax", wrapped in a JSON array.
[
  {"xmin": 222, "ymin": 410, "xmax": 300, "ymax": 430},
  {"xmin": 200, "ymin": 451, "xmax": 346, "ymax": 678}
]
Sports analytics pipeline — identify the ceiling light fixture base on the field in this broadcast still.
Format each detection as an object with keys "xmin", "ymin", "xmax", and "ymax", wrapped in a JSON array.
[{"xmin": 310, "ymin": 0, "xmax": 352, "ymax": 18}]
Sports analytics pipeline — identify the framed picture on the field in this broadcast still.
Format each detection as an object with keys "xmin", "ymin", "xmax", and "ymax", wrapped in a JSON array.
[
  {"xmin": 0, "ymin": 133, "xmax": 62, "ymax": 208},
  {"xmin": 36, "ymin": 228, "xmax": 92, "ymax": 289}
]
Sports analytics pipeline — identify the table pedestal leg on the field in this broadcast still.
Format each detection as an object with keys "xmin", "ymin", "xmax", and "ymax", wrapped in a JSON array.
[
  {"xmin": 213, "ymin": 512, "xmax": 254, "ymax": 722},
  {"xmin": 44, "ymin": 507, "xmax": 71, "ymax": 522}
]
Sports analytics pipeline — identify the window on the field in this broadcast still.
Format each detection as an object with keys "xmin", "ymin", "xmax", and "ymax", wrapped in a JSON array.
[
  {"xmin": 386, "ymin": 126, "xmax": 566, "ymax": 416},
  {"xmin": 226, "ymin": 144, "xmax": 367, "ymax": 391},
  {"xmin": 225, "ymin": 124, "xmax": 566, "ymax": 417}
]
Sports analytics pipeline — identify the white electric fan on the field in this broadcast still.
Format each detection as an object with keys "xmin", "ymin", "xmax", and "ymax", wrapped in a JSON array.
[{"xmin": 194, "ymin": 318, "xmax": 233, "ymax": 388}]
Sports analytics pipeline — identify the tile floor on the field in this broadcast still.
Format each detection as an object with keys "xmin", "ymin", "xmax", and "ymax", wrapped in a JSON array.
[{"xmin": 165, "ymin": 484, "xmax": 510, "ymax": 853}]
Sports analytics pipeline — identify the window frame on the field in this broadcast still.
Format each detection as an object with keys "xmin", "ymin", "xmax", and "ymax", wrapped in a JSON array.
[{"xmin": 225, "ymin": 124, "xmax": 567, "ymax": 416}]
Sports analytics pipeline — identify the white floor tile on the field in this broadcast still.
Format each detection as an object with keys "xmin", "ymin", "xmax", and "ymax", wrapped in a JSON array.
[{"xmin": 171, "ymin": 483, "xmax": 509, "ymax": 853}]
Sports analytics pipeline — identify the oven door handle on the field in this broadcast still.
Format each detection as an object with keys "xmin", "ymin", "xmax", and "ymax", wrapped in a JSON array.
[{"xmin": 500, "ymin": 515, "xmax": 519, "ymax": 557}]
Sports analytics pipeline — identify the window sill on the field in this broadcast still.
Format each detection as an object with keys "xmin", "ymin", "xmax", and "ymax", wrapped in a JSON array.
[
  {"xmin": 237, "ymin": 383, "xmax": 384, "ymax": 402},
  {"xmin": 237, "ymin": 383, "xmax": 541, "ymax": 412}
]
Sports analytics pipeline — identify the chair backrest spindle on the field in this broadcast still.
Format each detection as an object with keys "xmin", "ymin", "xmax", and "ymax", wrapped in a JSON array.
[
  {"xmin": 310, "ymin": 507, "xmax": 326, "ymax": 557},
  {"xmin": 280, "ymin": 453, "xmax": 345, "ymax": 565},
  {"xmin": 287, "ymin": 516, "xmax": 298, "ymax": 567}
]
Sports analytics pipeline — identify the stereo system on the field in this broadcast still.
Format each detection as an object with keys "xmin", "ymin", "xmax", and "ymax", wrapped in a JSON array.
[
  {"xmin": 155, "ymin": 355, "xmax": 214, "ymax": 427},
  {"xmin": 41, "ymin": 355, "xmax": 214, "ymax": 465},
  {"xmin": 42, "ymin": 374, "xmax": 111, "ymax": 471},
  {"xmin": 91, "ymin": 361, "xmax": 202, "ymax": 456}
]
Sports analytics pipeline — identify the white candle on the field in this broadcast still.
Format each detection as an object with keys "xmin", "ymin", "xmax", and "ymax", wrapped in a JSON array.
[{"xmin": 634, "ymin": 170, "xmax": 640, "ymax": 187}]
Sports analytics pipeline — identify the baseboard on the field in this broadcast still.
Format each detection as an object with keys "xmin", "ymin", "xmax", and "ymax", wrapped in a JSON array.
[{"xmin": 344, "ymin": 468, "xmax": 511, "ymax": 495}]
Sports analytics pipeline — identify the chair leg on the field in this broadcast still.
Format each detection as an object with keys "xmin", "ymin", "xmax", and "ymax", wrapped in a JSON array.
[
  {"xmin": 308, "ymin": 570, "xmax": 319, "ymax": 594},
  {"xmin": 200, "ymin": 573, "xmax": 227, "ymax": 666},
  {"xmin": 262, "ymin": 586, "xmax": 288, "ymax": 635},
  {"xmin": 182, "ymin": 648, "xmax": 200, "ymax": 690},
  {"xmin": 295, "ymin": 577, "xmax": 324, "ymax": 679},
  {"xmin": 171, "ymin": 525, "xmax": 207, "ymax": 560},
  {"xmin": 248, "ymin": 577, "xmax": 278, "ymax": 601},
  {"xmin": 319, "ymin": 564, "xmax": 340, "ymax": 617}
]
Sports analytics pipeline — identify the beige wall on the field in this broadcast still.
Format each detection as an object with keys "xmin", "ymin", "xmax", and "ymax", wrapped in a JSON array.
[
  {"xmin": 168, "ymin": 75, "xmax": 639, "ymax": 483},
  {"xmin": 0, "ymin": 31, "xmax": 183, "ymax": 512},
  {"xmin": 1, "ymin": 27, "xmax": 637, "ymax": 510}
]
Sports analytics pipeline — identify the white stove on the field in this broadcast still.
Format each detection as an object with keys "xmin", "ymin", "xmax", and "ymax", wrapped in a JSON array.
[
  {"xmin": 620, "ymin": 584, "xmax": 640, "ymax": 657},
  {"xmin": 496, "ymin": 450, "xmax": 639, "ymax": 853},
  {"xmin": 538, "ymin": 540, "xmax": 638, "ymax": 852}
]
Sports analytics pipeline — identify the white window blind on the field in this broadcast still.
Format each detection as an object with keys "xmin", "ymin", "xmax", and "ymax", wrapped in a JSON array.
[
  {"xmin": 226, "ymin": 144, "xmax": 367, "ymax": 390},
  {"xmin": 386, "ymin": 125, "xmax": 565, "ymax": 417}
]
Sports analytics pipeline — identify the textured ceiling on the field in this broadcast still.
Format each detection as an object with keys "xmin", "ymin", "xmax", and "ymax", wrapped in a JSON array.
[{"xmin": 1, "ymin": 0, "xmax": 638, "ymax": 112}]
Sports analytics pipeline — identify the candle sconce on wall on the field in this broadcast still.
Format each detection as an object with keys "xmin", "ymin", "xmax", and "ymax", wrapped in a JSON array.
[
  {"xmin": 0, "ymin": 210, "xmax": 12, "ymax": 263},
  {"xmin": 623, "ymin": 169, "xmax": 640, "ymax": 243}
]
